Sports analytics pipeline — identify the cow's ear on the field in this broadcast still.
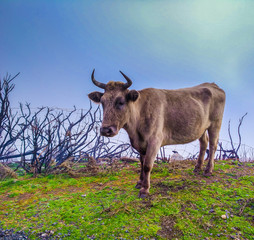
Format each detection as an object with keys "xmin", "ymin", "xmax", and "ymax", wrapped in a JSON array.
[
  {"xmin": 88, "ymin": 91, "xmax": 103, "ymax": 103},
  {"xmin": 126, "ymin": 90, "xmax": 139, "ymax": 102}
]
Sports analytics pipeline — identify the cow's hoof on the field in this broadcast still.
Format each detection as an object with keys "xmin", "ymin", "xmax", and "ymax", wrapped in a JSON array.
[
  {"xmin": 193, "ymin": 167, "xmax": 202, "ymax": 173},
  {"xmin": 135, "ymin": 183, "xmax": 142, "ymax": 189},
  {"xmin": 203, "ymin": 171, "xmax": 212, "ymax": 177},
  {"xmin": 139, "ymin": 193, "xmax": 148, "ymax": 199},
  {"xmin": 138, "ymin": 192, "xmax": 148, "ymax": 199},
  {"xmin": 138, "ymin": 188, "xmax": 149, "ymax": 198}
]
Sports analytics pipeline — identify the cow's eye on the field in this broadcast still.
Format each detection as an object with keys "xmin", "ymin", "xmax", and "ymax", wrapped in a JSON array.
[{"xmin": 115, "ymin": 98, "xmax": 125, "ymax": 109}]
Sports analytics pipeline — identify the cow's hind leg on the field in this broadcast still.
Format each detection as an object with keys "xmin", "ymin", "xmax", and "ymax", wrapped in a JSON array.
[
  {"xmin": 204, "ymin": 123, "xmax": 220, "ymax": 176},
  {"xmin": 194, "ymin": 131, "xmax": 208, "ymax": 173},
  {"xmin": 135, "ymin": 154, "xmax": 144, "ymax": 189}
]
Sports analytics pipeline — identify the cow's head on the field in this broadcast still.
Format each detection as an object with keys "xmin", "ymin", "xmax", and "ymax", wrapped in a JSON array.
[{"xmin": 88, "ymin": 69, "xmax": 139, "ymax": 137}]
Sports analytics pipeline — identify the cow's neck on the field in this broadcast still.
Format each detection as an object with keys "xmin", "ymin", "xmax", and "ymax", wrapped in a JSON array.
[
  {"xmin": 123, "ymin": 102, "xmax": 145, "ymax": 153},
  {"xmin": 123, "ymin": 102, "xmax": 139, "ymax": 135}
]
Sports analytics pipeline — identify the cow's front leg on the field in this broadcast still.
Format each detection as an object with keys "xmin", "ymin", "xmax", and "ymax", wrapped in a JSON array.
[
  {"xmin": 135, "ymin": 154, "xmax": 144, "ymax": 189},
  {"xmin": 138, "ymin": 139, "xmax": 161, "ymax": 198}
]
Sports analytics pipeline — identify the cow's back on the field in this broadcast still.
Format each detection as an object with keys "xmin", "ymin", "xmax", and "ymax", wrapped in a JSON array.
[{"xmin": 138, "ymin": 83, "xmax": 225, "ymax": 145}]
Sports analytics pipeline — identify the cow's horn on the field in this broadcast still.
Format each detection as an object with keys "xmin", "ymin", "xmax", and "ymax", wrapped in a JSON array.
[
  {"xmin": 120, "ymin": 71, "xmax": 132, "ymax": 89},
  {"xmin": 91, "ymin": 69, "xmax": 106, "ymax": 89}
]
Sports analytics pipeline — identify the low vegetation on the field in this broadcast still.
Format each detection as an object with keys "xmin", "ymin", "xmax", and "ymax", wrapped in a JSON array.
[{"xmin": 0, "ymin": 159, "xmax": 253, "ymax": 239}]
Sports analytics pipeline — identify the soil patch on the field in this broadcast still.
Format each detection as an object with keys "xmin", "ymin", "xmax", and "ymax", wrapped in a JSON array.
[{"xmin": 157, "ymin": 216, "xmax": 183, "ymax": 239}]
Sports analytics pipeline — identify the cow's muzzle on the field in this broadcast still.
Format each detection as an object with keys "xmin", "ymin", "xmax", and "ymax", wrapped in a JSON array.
[{"xmin": 100, "ymin": 126, "xmax": 117, "ymax": 137}]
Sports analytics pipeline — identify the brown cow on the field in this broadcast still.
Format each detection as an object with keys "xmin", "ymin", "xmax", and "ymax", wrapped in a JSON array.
[{"xmin": 88, "ymin": 70, "xmax": 226, "ymax": 198}]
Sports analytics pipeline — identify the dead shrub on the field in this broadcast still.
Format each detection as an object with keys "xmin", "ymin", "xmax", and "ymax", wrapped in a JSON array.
[
  {"xmin": 50, "ymin": 156, "xmax": 101, "ymax": 177},
  {"xmin": 50, "ymin": 157, "xmax": 77, "ymax": 177},
  {"xmin": 81, "ymin": 156, "xmax": 100, "ymax": 176},
  {"xmin": 0, "ymin": 163, "xmax": 18, "ymax": 180},
  {"xmin": 168, "ymin": 159, "xmax": 196, "ymax": 171},
  {"xmin": 120, "ymin": 157, "xmax": 139, "ymax": 163}
]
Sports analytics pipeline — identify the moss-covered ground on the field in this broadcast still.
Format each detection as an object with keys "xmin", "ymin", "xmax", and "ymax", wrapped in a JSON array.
[{"xmin": 0, "ymin": 160, "xmax": 253, "ymax": 239}]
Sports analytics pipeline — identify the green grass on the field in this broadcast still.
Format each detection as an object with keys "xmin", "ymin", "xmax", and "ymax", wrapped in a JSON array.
[{"xmin": 0, "ymin": 160, "xmax": 253, "ymax": 239}]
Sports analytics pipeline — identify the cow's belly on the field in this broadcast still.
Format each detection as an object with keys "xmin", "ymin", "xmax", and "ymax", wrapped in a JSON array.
[
  {"xmin": 162, "ymin": 98, "xmax": 211, "ymax": 145},
  {"xmin": 165, "ymin": 131, "xmax": 203, "ymax": 145},
  {"xmin": 162, "ymin": 121, "xmax": 210, "ymax": 146},
  {"xmin": 162, "ymin": 133, "xmax": 200, "ymax": 146}
]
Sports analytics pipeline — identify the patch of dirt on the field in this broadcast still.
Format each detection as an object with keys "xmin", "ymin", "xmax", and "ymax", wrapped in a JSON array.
[
  {"xmin": 17, "ymin": 192, "xmax": 34, "ymax": 201},
  {"xmin": 152, "ymin": 160, "xmax": 196, "ymax": 174},
  {"xmin": 154, "ymin": 180, "xmax": 188, "ymax": 196},
  {"xmin": 191, "ymin": 172, "xmax": 223, "ymax": 185},
  {"xmin": 45, "ymin": 186, "xmax": 86, "ymax": 197},
  {"xmin": 0, "ymin": 188, "xmax": 33, "ymax": 204},
  {"xmin": 157, "ymin": 216, "xmax": 183, "ymax": 239},
  {"xmin": 0, "ymin": 192, "xmax": 10, "ymax": 202}
]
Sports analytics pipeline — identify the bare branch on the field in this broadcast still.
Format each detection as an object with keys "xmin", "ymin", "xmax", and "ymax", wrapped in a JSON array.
[{"xmin": 236, "ymin": 112, "xmax": 248, "ymax": 154}]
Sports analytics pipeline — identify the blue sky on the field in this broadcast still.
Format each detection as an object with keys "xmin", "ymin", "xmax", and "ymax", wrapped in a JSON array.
[{"xmin": 1, "ymin": 0, "xmax": 254, "ymax": 147}]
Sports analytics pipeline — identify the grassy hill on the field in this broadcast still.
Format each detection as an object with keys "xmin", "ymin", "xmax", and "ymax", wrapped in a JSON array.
[{"xmin": 0, "ymin": 160, "xmax": 253, "ymax": 239}]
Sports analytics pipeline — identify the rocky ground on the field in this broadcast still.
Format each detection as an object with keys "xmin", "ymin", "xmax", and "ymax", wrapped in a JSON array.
[{"xmin": 0, "ymin": 228, "xmax": 28, "ymax": 240}]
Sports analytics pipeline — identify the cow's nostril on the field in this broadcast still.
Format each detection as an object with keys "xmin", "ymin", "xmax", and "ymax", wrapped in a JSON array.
[{"xmin": 100, "ymin": 126, "xmax": 115, "ymax": 136}]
